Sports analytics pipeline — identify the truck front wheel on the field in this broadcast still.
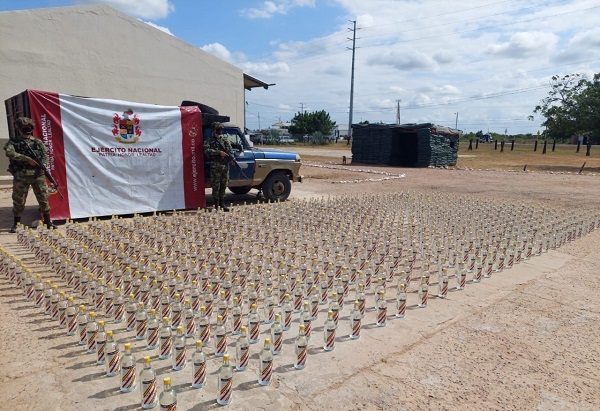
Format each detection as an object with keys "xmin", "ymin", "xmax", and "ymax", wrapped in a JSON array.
[
  {"xmin": 262, "ymin": 172, "xmax": 292, "ymax": 202},
  {"xmin": 229, "ymin": 186, "xmax": 252, "ymax": 195}
]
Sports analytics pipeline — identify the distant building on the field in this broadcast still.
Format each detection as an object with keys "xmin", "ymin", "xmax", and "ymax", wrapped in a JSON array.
[
  {"xmin": 271, "ymin": 122, "xmax": 291, "ymax": 131},
  {"xmin": 334, "ymin": 125, "xmax": 349, "ymax": 139},
  {"xmin": 271, "ymin": 121, "xmax": 293, "ymax": 142}
]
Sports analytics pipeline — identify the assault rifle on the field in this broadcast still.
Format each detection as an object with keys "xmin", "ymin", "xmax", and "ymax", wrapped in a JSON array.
[
  {"xmin": 213, "ymin": 136, "xmax": 250, "ymax": 180},
  {"xmin": 19, "ymin": 140, "xmax": 65, "ymax": 199}
]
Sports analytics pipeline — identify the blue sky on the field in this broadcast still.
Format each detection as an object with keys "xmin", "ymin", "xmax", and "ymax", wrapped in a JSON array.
[{"xmin": 2, "ymin": 0, "xmax": 600, "ymax": 134}]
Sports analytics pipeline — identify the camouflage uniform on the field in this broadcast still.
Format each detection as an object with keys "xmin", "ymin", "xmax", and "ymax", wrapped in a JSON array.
[
  {"xmin": 4, "ymin": 117, "xmax": 53, "ymax": 231},
  {"xmin": 204, "ymin": 124, "xmax": 232, "ymax": 210}
]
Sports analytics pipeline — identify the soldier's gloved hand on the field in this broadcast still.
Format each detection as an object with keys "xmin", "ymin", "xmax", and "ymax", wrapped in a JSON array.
[{"xmin": 26, "ymin": 158, "xmax": 39, "ymax": 166}]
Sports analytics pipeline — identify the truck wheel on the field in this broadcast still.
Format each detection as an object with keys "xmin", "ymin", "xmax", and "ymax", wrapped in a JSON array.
[
  {"xmin": 180, "ymin": 100, "xmax": 219, "ymax": 115},
  {"xmin": 262, "ymin": 172, "xmax": 291, "ymax": 202},
  {"xmin": 229, "ymin": 186, "xmax": 252, "ymax": 195}
]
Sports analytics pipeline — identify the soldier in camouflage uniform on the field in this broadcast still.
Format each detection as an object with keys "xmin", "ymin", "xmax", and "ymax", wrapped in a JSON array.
[
  {"xmin": 204, "ymin": 122, "xmax": 233, "ymax": 211},
  {"xmin": 4, "ymin": 117, "xmax": 56, "ymax": 232}
]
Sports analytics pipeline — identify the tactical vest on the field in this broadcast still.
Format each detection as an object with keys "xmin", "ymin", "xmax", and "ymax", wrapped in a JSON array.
[{"xmin": 7, "ymin": 138, "xmax": 44, "ymax": 175}]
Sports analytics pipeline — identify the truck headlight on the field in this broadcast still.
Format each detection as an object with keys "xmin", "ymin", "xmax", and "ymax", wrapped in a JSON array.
[{"xmin": 295, "ymin": 154, "xmax": 302, "ymax": 162}]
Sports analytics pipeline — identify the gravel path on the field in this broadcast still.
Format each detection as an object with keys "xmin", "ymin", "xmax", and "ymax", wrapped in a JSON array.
[{"xmin": 0, "ymin": 157, "xmax": 598, "ymax": 411}]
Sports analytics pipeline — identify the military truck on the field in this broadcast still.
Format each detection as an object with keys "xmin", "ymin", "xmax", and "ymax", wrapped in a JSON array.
[
  {"xmin": 3, "ymin": 90, "xmax": 303, "ymax": 220},
  {"xmin": 183, "ymin": 100, "xmax": 302, "ymax": 202}
]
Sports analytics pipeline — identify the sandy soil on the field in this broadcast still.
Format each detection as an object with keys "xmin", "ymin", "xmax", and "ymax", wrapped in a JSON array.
[{"xmin": 0, "ymin": 147, "xmax": 598, "ymax": 411}]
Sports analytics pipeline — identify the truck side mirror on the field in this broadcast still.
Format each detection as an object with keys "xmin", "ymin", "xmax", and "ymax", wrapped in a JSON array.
[{"xmin": 232, "ymin": 143, "xmax": 243, "ymax": 153}]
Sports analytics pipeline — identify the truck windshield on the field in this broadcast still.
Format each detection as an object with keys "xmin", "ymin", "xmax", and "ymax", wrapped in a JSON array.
[
  {"xmin": 205, "ymin": 126, "xmax": 246, "ymax": 151},
  {"xmin": 223, "ymin": 128, "xmax": 245, "ymax": 150}
]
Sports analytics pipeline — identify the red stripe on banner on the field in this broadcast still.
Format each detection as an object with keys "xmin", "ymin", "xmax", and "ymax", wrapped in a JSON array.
[
  {"xmin": 27, "ymin": 90, "xmax": 71, "ymax": 220},
  {"xmin": 180, "ymin": 106, "xmax": 205, "ymax": 209}
]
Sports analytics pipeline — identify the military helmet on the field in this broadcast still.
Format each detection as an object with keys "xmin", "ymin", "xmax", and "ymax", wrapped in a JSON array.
[
  {"xmin": 212, "ymin": 122, "xmax": 224, "ymax": 131},
  {"xmin": 15, "ymin": 117, "xmax": 35, "ymax": 134}
]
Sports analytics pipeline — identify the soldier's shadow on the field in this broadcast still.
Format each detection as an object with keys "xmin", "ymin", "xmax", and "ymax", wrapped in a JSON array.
[
  {"xmin": 0, "ymin": 191, "xmax": 267, "ymax": 230},
  {"xmin": 0, "ymin": 204, "xmax": 66, "ymax": 231}
]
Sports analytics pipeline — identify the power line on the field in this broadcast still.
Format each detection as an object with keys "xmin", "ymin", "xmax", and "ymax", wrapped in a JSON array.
[
  {"xmin": 242, "ymin": 1, "xmax": 582, "ymax": 69},
  {"xmin": 248, "ymin": 55, "xmax": 599, "ymax": 114},
  {"xmin": 358, "ymin": 0, "xmax": 569, "ymax": 41},
  {"xmin": 359, "ymin": 5, "xmax": 600, "ymax": 50},
  {"xmin": 351, "ymin": 58, "xmax": 600, "ymax": 100}
]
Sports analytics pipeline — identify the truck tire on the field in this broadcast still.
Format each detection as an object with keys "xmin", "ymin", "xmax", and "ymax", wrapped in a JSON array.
[
  {"xmin": 180, "ymin": 100, "xmax": 219, "ymax": 115},
  {"xmin": 261, "ymin": 172, "xmax": 292, "ymax": 202},
  {"xmin": 229, "ymin": 186, "xmax": 252, "ymax": 195}
]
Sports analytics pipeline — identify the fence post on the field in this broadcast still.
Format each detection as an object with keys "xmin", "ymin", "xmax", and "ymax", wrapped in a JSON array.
[
  {"xmin": 534, "ymin": 140, "xmax": 538, "ymax": 151},
  {"xmin": 511, "ymin": 140, "xmax": 515, "ymax": 151},
  {"xmin": 542, "ymin": 140, "xmax": 547, "ymax": 154}
]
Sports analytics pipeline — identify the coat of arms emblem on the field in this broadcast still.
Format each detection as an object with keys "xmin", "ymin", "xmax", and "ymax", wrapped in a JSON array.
[
  {"xmin": 189, "ymin": 123, "xmax": 198, "ymax": 138},
  {"xmin": 112, "ymin": 108, "xmax": 141, "ymax": 144}
]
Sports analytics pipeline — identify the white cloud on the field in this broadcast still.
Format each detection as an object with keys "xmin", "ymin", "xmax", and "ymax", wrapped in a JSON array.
[
  {"xmin": 488, "ymin": 31, "xmax": 558, "ymax": 59},
  {"xmin": 200, "ymin": 43, "xmax": 289, "ymax": 77},
  {"xmin": 238, "ymin": 1, "xmax": 600, "ymax": 133},
  {"xmin": 76, "ymin": 0, "xmax": 175, "ymax": 19},
  {"xmin": 411, "ymin": 85, "xmax": 460, "ymax": 105},
  {"xmin": 368, "ymin": 50, "xmax": 437, "ymax": 71},
  {"xmin": 553, "ymin": 27, "xmax": 600, "ymax": 63},
  {"xmin": 369, "ymin": 98, "xmax": 394, "ymax": 110},
  {"xmin": 200, "ymin": 43, "xmax": 248, "ymax": 65},
  {"xmin": 201, "ymin": 43, "xmax": 233, "ymax": 62},
  {"xmin": 142, "ymin": 21, "xmax": 173, "ymax": 36},
  {"xmin": 433, "ymin": 51, "xmax": 454, "ymax": 65},
  {"xmin": 318, "ymin": 66, "xmax": 346, "ymax": 76},
  {"xmin": 390, "ymin": 86, "xmax": 406, "ymax": 93},
  {"xmin": 568, "ymin": 27, "xmax": 600, "ymax": 49},
  {"xmin": 413, "ymin": 93, "xmax": 432, "ymax": 105},
  {"xmin": 438, "ymin": 85, "xmax": 461, "ymax": 96},
  {"xmin": 241, "ymin": 61, "xmax": 290, "ymax": 77},
  {"xmin": 241, "ymin": 0, "xmax": 316, "ymax": 19}
]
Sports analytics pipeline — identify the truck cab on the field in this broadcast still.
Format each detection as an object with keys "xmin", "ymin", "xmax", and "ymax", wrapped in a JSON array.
[{"xmin": 203, "ymin": 122, "xmax": 302, "ymax": 202}]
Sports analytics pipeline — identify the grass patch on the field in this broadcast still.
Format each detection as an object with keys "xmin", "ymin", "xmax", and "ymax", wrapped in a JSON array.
[{"xmin": 456, "ymin": 142, "xmax": 599, "ymax": 173}]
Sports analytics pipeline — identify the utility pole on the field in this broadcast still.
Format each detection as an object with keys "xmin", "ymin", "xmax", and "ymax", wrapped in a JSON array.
[
  {"xmin": 396, "ymin": 100, "xmax": 401, "ymax": 125},
  {"xmin": 258, "ymin": 112, "xmax": 261, "ymax": 130},
  {"xmin": 347, "ymin": 20, "xmax": 359, "ymax": 143},
  {"xmin": 454, "ymin": 112, "xmax": 459, "ymax": 130},
  {"xmin": 299, "ymin": 103, "xmax": 306, "ymax": 114}
]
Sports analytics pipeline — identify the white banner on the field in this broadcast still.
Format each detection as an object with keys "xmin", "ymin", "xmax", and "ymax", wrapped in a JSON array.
[{"xmin": 27, "ymin": 90, "xmax": 204, "ymax": 219}]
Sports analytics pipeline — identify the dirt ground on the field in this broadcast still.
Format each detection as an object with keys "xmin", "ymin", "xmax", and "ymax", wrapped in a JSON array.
[{"xmin": 0, "ymin": 146, "xmax": 599, "ymax": 411}]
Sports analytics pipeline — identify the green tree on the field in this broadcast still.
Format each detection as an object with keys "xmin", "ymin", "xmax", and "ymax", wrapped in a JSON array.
[
  {"xmin": 288, "ymin": 110, "xmax": 336, "ymax": 136},
  {"xmin": 533, "ymin": 73, "xmax": 600, "ymax": 141},
  {"xmin": 576, "ymin": 73, "xmax": 600, "ymax": 138}
]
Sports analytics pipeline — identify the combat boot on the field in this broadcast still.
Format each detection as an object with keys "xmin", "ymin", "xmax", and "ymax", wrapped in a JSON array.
[
  {"xmin": 43, "ymin": 213, "xmax": 57, "ymax": 230},
  {"xmin": 10, "ymin": 217, "xmax": 20, "ymax": 233},
  {"xmin": 220, "ymin": 200, "xmax": 230, "ymax": 212},
  {"xmin": 214, "ymin": 200, "xmax": 220, "ymax": 211}
]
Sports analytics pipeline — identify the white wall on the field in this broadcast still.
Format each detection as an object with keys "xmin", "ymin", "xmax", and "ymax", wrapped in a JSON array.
[{"xmin": 0, "ymin": 5, "xmax": 245, "ymax": 140}]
